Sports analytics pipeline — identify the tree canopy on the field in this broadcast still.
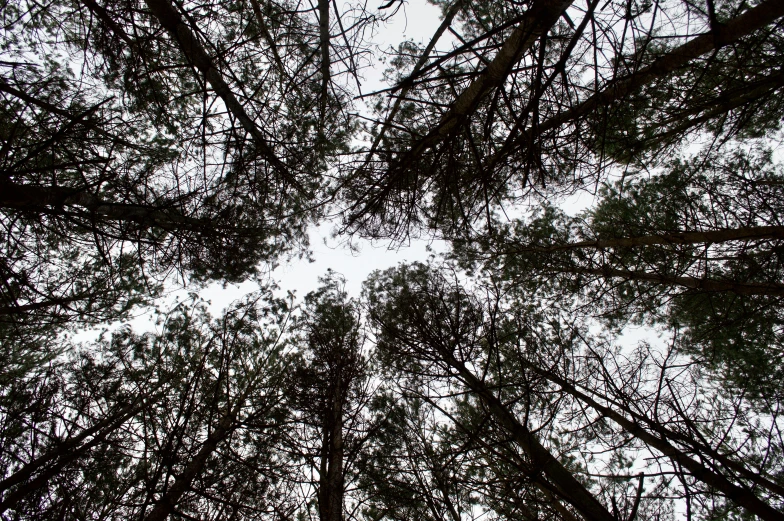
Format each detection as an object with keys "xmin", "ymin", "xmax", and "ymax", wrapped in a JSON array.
[{"xmin": 2, "ymin": 0, "xmax": 784, "ymax": 518}]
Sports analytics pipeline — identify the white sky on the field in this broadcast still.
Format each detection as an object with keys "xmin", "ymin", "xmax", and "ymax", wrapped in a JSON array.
[
  {"xmin": 87, "ymin": 0, "xmax": 450, "ymax": 332},
  {"xmin": 211, "ymin": 0, "xmax": 449, "ymax": 309}
]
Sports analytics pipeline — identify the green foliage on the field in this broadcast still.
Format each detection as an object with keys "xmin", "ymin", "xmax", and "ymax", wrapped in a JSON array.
[{"xmin": 3, "ymin": 0, "xmax": 784, "ymax": 518}]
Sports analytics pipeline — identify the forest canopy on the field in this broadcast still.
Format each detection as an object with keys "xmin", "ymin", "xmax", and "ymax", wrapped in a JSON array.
[{"xmin": 1, "ymin": 0, "xmax": 784, "ymax": 519}]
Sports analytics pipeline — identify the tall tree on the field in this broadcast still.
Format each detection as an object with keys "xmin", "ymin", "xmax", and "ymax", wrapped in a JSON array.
[
  {"xmin": 453, "ymin": 144, "xmax": 784, "ymax": 403},
  {"xmin": 0, "ymin": 0, "xmax": 377, "ymax": 338},
  {"xmin": 364, "ymin": 261, "xmax": 784, "ymax": 520},
  {"xmin": 364, "ymin": 262, "xmax": 619, "ymax": 521},
  {"xmin": 287, "ymin": 272, "xmax": 373, "ymax": 521},
  {"xmin": 0, "ymin": 289, "xmax": 294, "ymax": 520},
  {"xmin": 342, "ymin": 0, "xmax": 784, "ymax": 242}
]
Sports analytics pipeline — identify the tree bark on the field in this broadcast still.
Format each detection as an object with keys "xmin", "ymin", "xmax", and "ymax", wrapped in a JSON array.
[
  {"xmin": 357, "ymin": 0, "xmax": 573, "ymax": 215},
  {"xmin": 538, "ymin": 364, "xmax": 784, "ymax": 498},
  {"xmin": 317, "ymin": 0, "xmax": 330, "ymax": 131},
  {"xmin": 553, "ymin": 265, "xmax": 784, "ymax": 297},
  {"xmin": 439, "ymin": 351, "xmax": 617, "ymax": 521},
  {"xmin": 528, "ymin": 364, "xmax": 784, "ymax": 521},
  {"xmin": 143, "ymin": 415, "xmax": 235, "ymax": 521},
  {"xmin": 1, "ymin": 180, "xmax": 206, "ymax": 232},
  {"xmin": 504, "ymin": 225, "xmax": 784, "ymax": 254},
  {"xmin": 142, "ymin": 0, "xmax": 297, "ymax": 186},
  {"xmin": 361, "ymin": 0, "xmax": 466, "ymax": 168},
  {"xmin": 490, "ymin": 0, "xmax": 784, "ymax": 169},
  {"xmin": 319, "ymin": 381, "xmax": 345, "ymax": 521}
]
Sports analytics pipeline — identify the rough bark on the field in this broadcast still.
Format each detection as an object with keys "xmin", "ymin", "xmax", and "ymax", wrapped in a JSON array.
[
  {"xmin": 538, "ymin": 364, "xmax": 784, "ymax": 498},
  {"xmin": 317, "ymin": 0, "xmax": 331, "ymax": 130},
  {"xmin": 362, "ymin": 0, "xmax": 465, "ymax": 161},
  {"xmin": 319, "ymin": 380, "xmax": 345, "ymax": 521},
  {"xmin": 356, "ymin": 0, "xmax": 573, "ymax": 216},
  {"xmin": 1, "ymin": 180, "xmax": 205, "ymax": 232}
]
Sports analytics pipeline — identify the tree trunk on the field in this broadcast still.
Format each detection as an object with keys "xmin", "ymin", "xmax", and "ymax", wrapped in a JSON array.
[
  {"xmin": 0, "ymin": 180, "xmax": 197, "ymax": 231},
  {"xmin": 439, "ymin": 351, "xmax": 617, "ymax": 521},
  {"xmin": 359, "ymin": 0, "xmax": 573, "ymax": 215},
  {"xmin": 143, "ymin": 415, "xmax": 235, "ymax": 521},
  {"xmin": 504, "ymin": 225, "xmax": 784, "ymax": 254},
  {"xmin": 552, "ymin": 265, "xmax": 784, "ymax": 297},
  {"xmin": 319, "ymin": 382, "xmax": 344, "ymax": 521},
  {"xmin": 142, "ymin": 0, "xmax": 297, "ymax": 186},
  {"xmin": 490, "ymin": 0, "xmax": 784, "ymax": 168},
  {"xmin": 528, "ymin": 364, "xmax": 784, "ymax": 521}
]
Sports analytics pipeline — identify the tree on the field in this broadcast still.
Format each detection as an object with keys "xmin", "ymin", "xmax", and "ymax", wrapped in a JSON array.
[
  {"xmin": 357, "ymin": 391, "xmax": 481, "ymax": 521},
  {"xmin": 364, "ymin": 261, "xmax": 784, "ymax": 520},
  {"xmin": 286, "ymin": 272, "xmax": 374, "ymax": 521},
  {"xmin": 0, "ymin": 289, "xmax": 294, "ymax": 520},
  {"xmin": 364, "ymin": 262, "xmax": 619, "ymax": 521},
  {"xmin": 453, "ymin": 144, "xmax": 784, "ymax": 403},
  {"xmin": 4, "ymin": 0, "xmax": 784, "ymax": 518},
  {"xmin": 0, "ymin": 0, "xmax": 375, "ymax": 339},
  {"xmin": 342, "ymin": 0, "xmax": 784, "ymax": 241}
]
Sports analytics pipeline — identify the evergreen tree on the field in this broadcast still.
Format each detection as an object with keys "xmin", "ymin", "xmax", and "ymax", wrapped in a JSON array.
[
  {"xmin": 0, "ymin": 290, "xmax": 294, "ymax": 520},
  {"xmin": 287, "ymin": 272, "xmax": 375, "ymax": 521}
]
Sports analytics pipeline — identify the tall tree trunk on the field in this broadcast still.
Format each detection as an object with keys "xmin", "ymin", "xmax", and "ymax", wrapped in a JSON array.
[
  {"xmin": 143, "ymin": 414, "xmax": 235, "ymax": 521},
  {"xmin": 490, "ymin": 0, "xmax": 784, "ymax": 168},
  {"xmin": 355, "ymin": 0, "xmax": 573, "ymax": 218},
  {"xmin": 317, "ymin": 0, "xmax": 330, "ymax": 133},
  {"xmin": 0, "ymin": 180, "xmax": 199, "ymax": 231},
  {"xmin": 438, "ymin": 350, "xmax": 616, "ymax": 521},
  {"xmin": 503, "ymin": 225, "xmax": 784, "ymax": 254},
  {"xmin": 141, "ymin": 0, "xmax": 298, "ymax": 187},
  {"xmin": 527, "ymin": 363, "xmax": 784, "ymax": 521},
  {"xmin": 361, "ymin": 0, "xmax": 466, "ymax": 168},
  {"xmin": 550, "ymin": 265, "xmax": 784, "ymax": 297},
  {"xmin": 319, "ymin": 382, "xmax": 344, "ymax": 521},
  {"xmin": 547, "ymin": 364, "xmax": 784, "ymax": 498}
]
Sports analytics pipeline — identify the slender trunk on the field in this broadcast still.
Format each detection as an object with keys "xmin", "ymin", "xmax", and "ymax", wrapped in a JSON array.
[
  {"xmin": 143, "ymin": 415, "xmax": 235, "ymax": 521},
  {"xmin": 142, "ymin": 0, "xmax": 297, "ymax": 187},
  {"xmin": 552, "ymin": 265, "xmax": 784, "ymax": 297},
  {"xmin": 432, "ymin": 468, "xmax": 461, "ymax": 521},
  {"xmin": 419, "ymin": 0, "xmax": 572, "ymax": 145},
  {"xmin": 357, "ymin": 0, "xmax": 572, "ymax": 216},
  {"xmin": 531, "ymin": 365, "xmax": 784, "ymax": 521},
  {"xmin": 0, "ymin": 180, "xmax": 195, "ymax": 230},
  {"xmin": 317, "ymin": 0, "xmax": 330, "ymax": 132},
  {"xmin": 505, "ymin": 225, "xmax": 784, "ymax": 254},
  {"xmin": 0, "ymin": 297, "xmax": 80, "ymax": 315},
  {"xmin": 549, "ymin": 364, "xmax": 784, "ymax": 498},
  {"xmin": 143, "ymin": 367, "xmax": 269, "ymax": 521},
  {"xmin": 248, "ymin": 0, "xmax": 290, "ymax": 85},
  {"xmin": 491, "ymin": 0, "xmax": 784, "ymax": 168},
  {"xmin": 362, "ymin": 0, "xmax": 465, "ymax": 164},
  {"xmin": 80, "ymin": 0, "xmax": 134, "ymax": 44},
  {"xmin": 439, "ymin": 351, "xmax": 616, "ymax": 521},
  {"xmin": 319, "ymin": 382, "xmax": 344, "ymax": 521}
]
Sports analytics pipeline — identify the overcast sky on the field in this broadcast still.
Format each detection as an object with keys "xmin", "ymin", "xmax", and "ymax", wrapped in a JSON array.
[
  {"xmin": 112, "ymin": 0, "xmax": 451, "ymax": 327},
  {"xmin": 235, "ymin": 0, "xmax": 449, "ymax": 304}
]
